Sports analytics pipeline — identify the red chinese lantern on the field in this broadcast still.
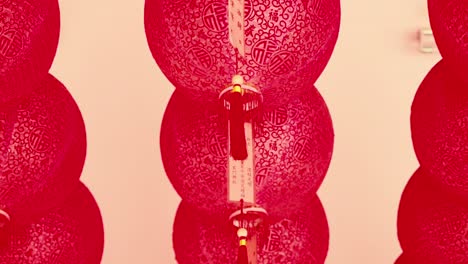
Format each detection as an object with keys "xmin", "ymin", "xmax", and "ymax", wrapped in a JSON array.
[
  {"xmin": 0, "ymin": 0, "xmax": 60, "ymax": 104},
  {"xmin": 428, "ymin": 0, "xmax": 467, "ymax": 82},
  {"xmin": 397, "ymin": 168, "xmax": 468, "ymax": 263},
  {"xmin": 173, "ymin": 195, "xmax": 329, "ymax": 263},
  {"xmin": 160, "ymin": 87, "xmax": 333, "ymax": 218},
  {"xmin": 144, "ymin": 0, "xmax": 340, "ymax": 108},
  {"xmin": 0, "ymin": 182, "xmax": 104, "ymax": 263},
  {"xmin": 0, "ymin": 74, "xmax": 86, "ymax": 224},
  {"xmin": 410, "ymin": 60, "xmax": 467, "ymax": 201}
]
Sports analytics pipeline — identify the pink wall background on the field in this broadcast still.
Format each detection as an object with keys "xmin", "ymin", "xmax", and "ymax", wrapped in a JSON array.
[{"xmin": 50, "ymin": 0, "xmax": 441, "ymax": 263}]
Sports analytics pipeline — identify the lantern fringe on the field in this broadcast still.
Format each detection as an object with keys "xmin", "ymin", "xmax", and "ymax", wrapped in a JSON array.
[{"xmin": 237, "ymin": 243, "xmax": 249, "ymax": 264}]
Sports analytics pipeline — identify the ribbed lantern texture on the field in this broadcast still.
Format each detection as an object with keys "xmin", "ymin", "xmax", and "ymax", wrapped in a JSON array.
[
  {"xmin": 147, "ymin": 0, "xmax": 340, "ymax": 263},
  {"xmin": 395, "ymin": 0, "xmax": 467, "ymax": 262},
  {"xmin": 0, "ymin": 1, "xmax": 104, "ymax": 262}
]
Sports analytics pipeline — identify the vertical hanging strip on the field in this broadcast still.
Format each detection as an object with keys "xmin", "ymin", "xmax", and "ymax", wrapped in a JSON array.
[
  {"xmin": 226, "ymin": 98, "xmax": 258, "ymax": 264},
  {"xmin": 228, "ymin": 0, "xmax": 246, "ymax": 57},
  {"xmin": 228, "ymin": 1, "xmax": 257, "ymax": 261},
  {"xmin": 247, "ymin": 235, "xmax": 257, "ymax": 264},
  {"xmin": 227, "ymin": 120, "xmax": 255, "ymax": 205}
]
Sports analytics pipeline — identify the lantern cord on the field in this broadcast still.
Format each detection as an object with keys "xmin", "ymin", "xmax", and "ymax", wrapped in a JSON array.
[
  {"xmin": 236, "ymin": 200, "xmax": 248, "ymax": 263},
  {"xmin": 229, "ymin": 86, "xmax": 248, "ymax": 160},
  {"xmin": 240, "ymin": 199, "xmax": 244, "ymax": 216},
  {"xmin": 235, "ymin": 48, "xmax": 239, "ymax": 75},
  {"xmin": 236, "ymin": 211, "xmax": 249, "ymax": 264}
]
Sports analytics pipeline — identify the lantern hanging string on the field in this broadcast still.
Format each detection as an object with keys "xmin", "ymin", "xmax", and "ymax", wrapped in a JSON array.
[{"xmin": 237, "ymin": 199, "xmax": 249, "ymax": 264}]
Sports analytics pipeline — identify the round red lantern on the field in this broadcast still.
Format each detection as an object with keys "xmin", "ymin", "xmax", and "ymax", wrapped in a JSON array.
[
  {"xmin": 397, "ymin": 168, "xmax": 468, "ymax": 263},
  {"xmin": 0, "ymin": 0, "xmax": 60, "ymax": 104},
  {"xmin": 0, "ymin": 182, "xmax": 104, "ymax": 263},
  {"xmin": 144, "ymin": 0, "xmax": 340, "ymax": 108},
  {"xmin": 173, "ymin": 195, "xmax": 329, "ymax": 263},
  {"xmin": 428, "ymin": 0, "xmax": 467, "ymax": 82},
  {"xmin": 0, "ymin": 74, "xmax": 86, "ymax": 223},
  {"xmin": 410, "ymin": 60, "xmax": 467, "ymax": 200},
  {"xmin": 160, "ymin": 87, "xmax": 333, "ymax": 218}
]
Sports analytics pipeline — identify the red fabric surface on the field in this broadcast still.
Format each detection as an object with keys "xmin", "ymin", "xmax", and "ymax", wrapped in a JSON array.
[
  {"xmin": 428, "ymin": 0, "xmax": 467, "ymax": 82},
  {"xmin": 397, "ymin": 168, "xmax": 468, "ymax": 264},
  {"xmin": 394, "ymin": 253, "xmax": 423, "ymax": 264},
  {"xmin": 410, "ymin": 60, "xmax": 467, "ymax": 201},
  {"xmin": 173, "ymin": 195, "xmax": 329, "ymax": 263},
  {"xmin": 0, "ymin": 0, "xmax": 60, "ymax": 104},
  {"xmin": 144, "ymin": 0, "xmax": 340, "ymax": 109},
  {"xmin": 0, "ymin": 74, "xmax": 86, "ymax": 222},
  {"xmin": 0, "ymin": 182, "xmax": 104, "ymax": 264},
  {"xmin": 160, "ymin": 87, "xmax": 333, "ymax": 219}
]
